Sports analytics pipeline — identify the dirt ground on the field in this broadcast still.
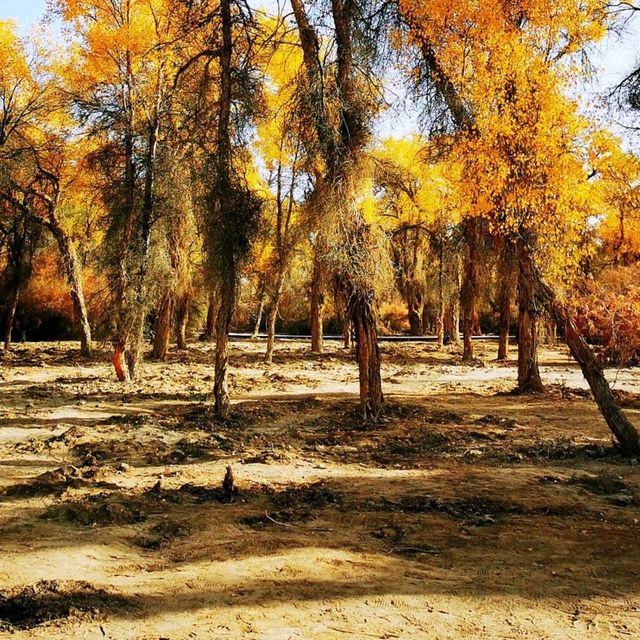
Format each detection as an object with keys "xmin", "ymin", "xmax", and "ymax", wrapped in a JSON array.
[{"xmin": 1, "ymin": 338, "xmax": 640, "ymax": 639}]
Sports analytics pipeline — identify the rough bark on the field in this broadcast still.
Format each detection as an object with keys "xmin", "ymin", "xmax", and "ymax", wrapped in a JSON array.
[
  {"xmin": 176, "ymin": 292, "xmax": 189, "ymax": 350},
  {"xmin": 310, "ymin": 247, "xmax": 325, "ymax": 354},
  {"xmin": 342, "ymin": 315, "xmax": 351, "ymax": 348},
  {"xmin": 525, "ymin": 260, "xmax": 640, "ymax": 455},
  {"xmin": 517, "ymin": 238, "xmax": 544, "ymax": 393},
  {"xmin": 152, "ymin": 289, "xmax": 175, "ymax": 360},
  {"xmin": 461, "ymin": 219, "xmax": 479, "ymax": 360},
  {"xmin": 3, "ymin": 283, "xmax": 19, "ymax": 351},
  {"xmin": 201, "ymin": 295, "xmax": 216, "ymax": 341},
  {"xmin": 351, "ymin": 294, "xmax": 383, "ymax": 419},
  {"xmin": 46, "ymin": 220, "xmax": 93, "ymax": 357},
  {"xmin": 214, "ymin": 278, "xmax": 235, "ymax": 419},
  {"xmin": 250, "ymin": 281, "xmax": 266, "ymax": 339},
  {"xmin": 212, "ymin": 0, "xmax": 235, "ymax": 420},
  {"xmin": 497, "ymin": 241, "xmax": 516, "ymax": 361},
  {"xmin": 265, "ymin": 270, "xmax": 286, "ymax": 365},
  {"xmin": 407, "ymin": 296, "xmax": 423, "ymax": 336},
  {"xmin": 435, "ymin": 239, "xmax": 445, "ymax": 348}
]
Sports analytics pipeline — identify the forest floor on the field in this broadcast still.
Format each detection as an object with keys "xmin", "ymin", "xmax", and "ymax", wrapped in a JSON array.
[{"xmin": 1, "ymin": 339, "xmax": 640, "ymax": 639}]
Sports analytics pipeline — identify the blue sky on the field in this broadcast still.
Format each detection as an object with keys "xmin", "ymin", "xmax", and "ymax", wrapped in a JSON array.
[
  {"xmin": 2, "ymin": 0, "xmax": 49, "ymax": 31},
  {"xmin": 2, "ymin": 0, "xmax": 638, "ymax": 137}
]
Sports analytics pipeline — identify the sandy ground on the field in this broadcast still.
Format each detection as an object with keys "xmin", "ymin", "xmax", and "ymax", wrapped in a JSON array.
[{"xmin": 1, "ymin": 338, "xmax": 640, "ymax": 639}]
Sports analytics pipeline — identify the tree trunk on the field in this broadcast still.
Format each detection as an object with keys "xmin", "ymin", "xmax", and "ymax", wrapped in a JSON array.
[
  {"xmin": 47, "ymin": 222, "xmax": 93, "ymax": 357},
  {"xmin": 342, "ymin": 314, "xmax": 351, "ymax": 348},
  {"xmin": 436, "ymin": 242, "xmax": 445, "ymax": 348},
  {"xmin": 517, "ymin": 238, "xmax": 544, "ymax": 393},
  {"xmin": 497, "ymin": 241, "xmax": 515, "ymax": 361},
  {"xmin": 408, "ymin": 296, "xmax": 422, "ymax": 336},
  {"xmin": 201, "ymin": 295, "xmax": 216, "ymax": 341},
  {"xmin": 351, "ymin": 293, "xmax": 383, "ymax": 419},
  {"xmin": 250, "ymin": 281, "xmax": 266, "ymax": 339},
  {"xmin": 461, "ymin": 219, "xmax": 479, "ymax": 360},
  {"xmin": 525, "ymin": 259, "xmax": 640, "ymax": 455},
  {"xmin": 310, "ymin": 247, "xmax": 325, "ymax": 354},
  {"xmin": 152, "ymin": 289, "xmax": 174, "ymax": 360},
  {"xmin": 176, "ymin": 292, "xmax": 189, "ymax": 350},
  {"xmin": 3, "ymin": 283, "xmax": 19, "ymax": 351},
  {"xmin": 214, "ymin": 278, "xmax": 235, "ymax": 419},
  {"xmin": 265, "ymin": 270, "xmax": 286, "ymax": 364},
  {"xmin": 125, "ymin": 310, "xmax": 145, "ymax": 382},
  {"xmin": 212, "ymin": 0, "xmax": 235, "ymax": 420}
]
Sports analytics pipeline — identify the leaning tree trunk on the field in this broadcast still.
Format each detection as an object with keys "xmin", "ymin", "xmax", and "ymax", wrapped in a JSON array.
[
  {"xmin": 3, "ymin": 282, "xmax": 19, "ymax": 351},
  {"xmin": 461, "ymin": 219, "xmax": 479, "ymax": 360},
  {"xmin": 152, "ymin": 289, "xmax": 174, "ymax": 360},
  {"xmin": 176, "ymin": 292, "xmax": 189, "ymax": 350},
  {"xmin": 47, "ymin": 221, "xmax": 93, "ymax": 357},
  {"xmin": 526, "ymin": 261, "xmax": 640, "ymax": 455},
  {"xmin": 250, "ymin": 280, "xmax": 266, "ymax": 339},
  {"xmin": 351, "ymin": 292, "xmax": 383, "ymax": 419},
  {"xmin": 310, "ymin": 247, "xmax": 325, "ymax": 354},
  {"xmin": 517, "ymin": 237, "xmax": 544, "ymax": 393}
]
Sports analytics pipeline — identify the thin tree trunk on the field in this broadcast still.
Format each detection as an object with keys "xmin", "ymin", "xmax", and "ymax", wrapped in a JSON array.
[
  {"xmin": 436, "ymin": 241, "xmax": 444, "ymax": 348},
  {"xmin": 265, "ymin": 270, "xmax": 286, "ymax": 364},
  {"xmin": 3, "ymin": 283, "xmax": 19, "ymax": 351},
  {"xmin": 497, "ymin": 241, "xmax": 515, "ymax": 361},
  {"xmin": 201, "ymin": 295, "xmax": 216, "ymax": 341},
  {"xmin": 47, "ymin": 221, "xmax": 93, "ymax": 356},
  {"xmin": 213, "ymin": 0, "xmax": 235, "ymax": 420},
  {"xmin": 461, "ymin": 219, "xmax": 479, "ymax": 360},
  {"xmin": 310, "ymin": 247, "xmax": 325, "ymax": 354},
  {"xmin": 351, "ymin": 293, "xmax": 383, "ymax": 419},
  {"xmin": 214, "ymin": 278, "xmax": 235, "ymax": 418},
  {"xmin": 251, "ymin": 281, "xmax": 266, "ymax": 339},
  {"xmin": 176, "ymin": 292, "xmax": 189, "ymax": 350},
  {"xmin": 517, "ymin": 237, "xmax": 544, "ymax": 393},
  {"xmin": 342, "ymin": 314, "xmax": 351, "ymax": 348},
  {"xmin": 152, "ymin": 289, "xmax": 174, "ymax": 360}
]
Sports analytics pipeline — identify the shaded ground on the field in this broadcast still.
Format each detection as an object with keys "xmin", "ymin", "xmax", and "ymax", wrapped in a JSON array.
[{"xmin": 1, "ymin": 339, "xmax": 640, "ymax": 639}]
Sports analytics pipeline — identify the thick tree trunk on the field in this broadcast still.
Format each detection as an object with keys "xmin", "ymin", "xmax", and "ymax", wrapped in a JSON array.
[
  {"xmin": 310, "ymin": 248, "xmax": 325, "ymax": 354},
  {"xmin": 517, "ymin": 238, "xmax": 544, "ymax": 393},
  {"xmin": 461, "ymin": 220, "xmax": 479, "ymax": 361},
  {"xmin": 351, "ymin": 293, "xmax": 383, "ymax": 419},
  {"xmin": 497, "ymin": 241, "xmax": 515, "ymax": 361},
  {"xmin": 47, "ymin": 222, "xmax": 93, "ymax": 357},
  {"xmin": 152, "ymin": 290, "xmax": 174, "ymax": 360},
  {"xmin": 176, "ymin": 292, "xmax": 189, "ymax": 350},
  {"xmin": 112, "ymin": 343, "xmax": 130, "ymax": 382},
  {"xmin": 3, "ymin": 283, "xmax": 19, "ymax": 351},
  {"xmin": 408, "ymin": 296, "xmax": 422, "ymax": 336},
  {"xmin": 125, "ymin": 311, "xmax": 145, "ymax": 382}
]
